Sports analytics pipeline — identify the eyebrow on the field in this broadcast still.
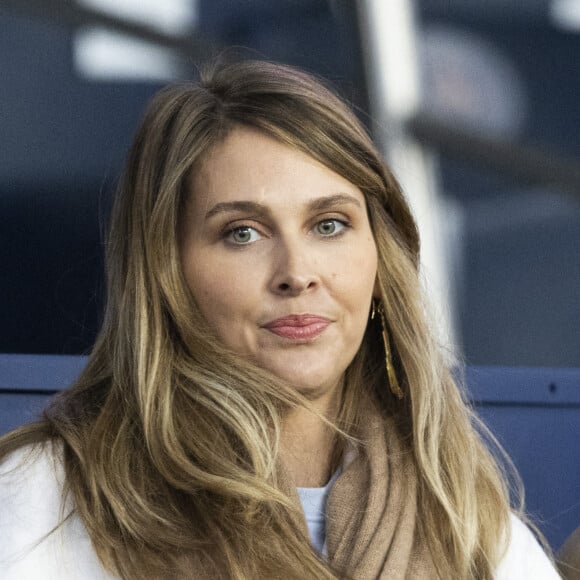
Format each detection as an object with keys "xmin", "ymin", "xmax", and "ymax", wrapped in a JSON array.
[{"xmin": 204, "ymin": 193, "xmax": 362, "ymax": 220}]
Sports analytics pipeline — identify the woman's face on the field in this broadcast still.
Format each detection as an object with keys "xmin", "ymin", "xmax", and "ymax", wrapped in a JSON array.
[{"xmin": 181, "ymin": 127, "xmax": 377, "ymax": 404}]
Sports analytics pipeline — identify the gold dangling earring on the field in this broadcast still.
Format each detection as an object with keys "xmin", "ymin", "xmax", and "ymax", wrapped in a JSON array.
[{"xmin": 371, "ymin": 300, "xmax": 404, "ymax": 400}]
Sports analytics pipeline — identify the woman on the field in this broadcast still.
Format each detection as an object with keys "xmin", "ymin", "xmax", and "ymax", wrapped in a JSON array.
[{"xmin": 0, "ymin": 60, "xmax": 560, "ymax": 579}]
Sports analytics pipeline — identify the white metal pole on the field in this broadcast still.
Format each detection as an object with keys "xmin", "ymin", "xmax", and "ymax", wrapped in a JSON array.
[{"xmin": 358, "ymin": 0, "xmax": 459, "ymax": 352}]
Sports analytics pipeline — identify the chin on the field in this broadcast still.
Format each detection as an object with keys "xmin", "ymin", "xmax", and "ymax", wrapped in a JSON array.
[{"xmin": 273, "ymin": 369, "xmax": 343, "ymax": 400}]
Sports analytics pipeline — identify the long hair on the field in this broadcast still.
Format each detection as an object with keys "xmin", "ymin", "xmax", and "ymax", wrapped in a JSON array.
[{"xmin": 1, "ymin": 60, "xmax": 515, "ymax": 578}]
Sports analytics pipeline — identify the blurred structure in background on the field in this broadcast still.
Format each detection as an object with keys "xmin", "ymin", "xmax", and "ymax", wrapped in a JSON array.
[
  {"xmin": 73, "ymin": 0, "xmax": 199, "ymax": 81},
  {"xmin": 416, "ymin": 0, "xmax": 580, "ymax": 368},
  {"xmin": 2, "ymin": 0, "xmax": 579, "ymax": 366},
  {"xmin": 358, "ymin": 0, "xmax": 459, "ymax": 353}
]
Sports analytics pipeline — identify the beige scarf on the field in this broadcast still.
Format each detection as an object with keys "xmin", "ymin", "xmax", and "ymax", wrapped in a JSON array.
[
  {"xmin": 319, "ymin": 402, "xmax": 436, "ymax": 578},
  {"xmin": 176, "ymin": 400, "xmax": 436, "ymax": 579}
]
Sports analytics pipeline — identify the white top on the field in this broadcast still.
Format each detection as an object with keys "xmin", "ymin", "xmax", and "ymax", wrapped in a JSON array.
[
  {"xmin": 297, "ymin": 468, "xmax": 342, "ymax": 557},
  {"xmin": 1, "ymin": 445, "xmax": 562, "ymax": 579}
]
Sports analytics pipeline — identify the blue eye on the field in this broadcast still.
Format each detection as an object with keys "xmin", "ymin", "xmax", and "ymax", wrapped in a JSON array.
[
  {"xmin": 315, "ymin": 219, "xmax": 346, "ymax": 236},
  {"xmin": 226, "ymin": 226, "xmax": 261, "ymax": 245}
]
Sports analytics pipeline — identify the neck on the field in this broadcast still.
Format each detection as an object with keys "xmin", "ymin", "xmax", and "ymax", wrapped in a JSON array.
[{"xmin": 280, "ymin": 389, "xmax": 342, "ymax": 488}]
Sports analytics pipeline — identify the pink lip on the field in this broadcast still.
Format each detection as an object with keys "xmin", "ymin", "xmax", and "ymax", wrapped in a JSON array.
[{"xmin": 263, "ymin": 314, "xmax": 331, "ymax": 340}]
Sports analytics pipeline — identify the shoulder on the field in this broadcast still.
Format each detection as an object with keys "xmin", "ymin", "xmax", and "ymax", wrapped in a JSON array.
[
  {"xmin": 0, "ymin": 442, "xmax": 115, "ymax": 579},
  {"xmin": 0, "ymin": 441, "xmax": 66, "ymax": 538},
  {"xmin": 495, "ymin": 513, "xmax": 562, "ymax": 580}
]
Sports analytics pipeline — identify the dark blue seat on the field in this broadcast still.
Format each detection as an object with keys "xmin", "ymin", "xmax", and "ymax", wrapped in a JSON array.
[
  {"xmin": 0, "ymin": 354, "xmax": 87, "ymax": 434},
  {"xmin": 1, "ymin": 354, "xmax": 578, "ymax": 550},
  {"xmin": 466, "ymin": 366, "xmax": 580, "ymax": 550}
]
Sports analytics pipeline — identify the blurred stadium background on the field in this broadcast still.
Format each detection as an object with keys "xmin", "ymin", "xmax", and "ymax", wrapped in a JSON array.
[
  {"xmin": 2, "ymin": 0, "xmax": 580, "ymax": 365},
  {"xmin": 0, "ymin": 0, "xmax": 579, "ymax": 551}
]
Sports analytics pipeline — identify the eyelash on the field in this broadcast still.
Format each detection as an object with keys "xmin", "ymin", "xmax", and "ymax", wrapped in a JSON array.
[
  {"xmin": 222, "ymin": 218, "xmax": 351, "ymax": 246},
  {"xmin": 223, "ymin": 225, "xmax": 261, "ymax": 245},
  {"xmin": 314, "ymin": 218, "xmax": 349, "ymax": 238}
]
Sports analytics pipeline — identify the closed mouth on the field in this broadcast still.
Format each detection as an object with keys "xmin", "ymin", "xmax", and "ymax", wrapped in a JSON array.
[{"xmin": 263, "ymin": 314, "xmax": 331, "ymax": 340}]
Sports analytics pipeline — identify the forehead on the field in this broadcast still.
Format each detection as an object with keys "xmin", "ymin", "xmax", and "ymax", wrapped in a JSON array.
[{"xmin": 186, "ymin": 126, "xmax": 365, "ymax": 217}]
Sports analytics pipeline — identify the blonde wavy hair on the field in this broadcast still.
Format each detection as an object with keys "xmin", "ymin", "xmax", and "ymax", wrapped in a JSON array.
[{"xmin": 1, "ymin": 60, "xmax": 518, "ymax": 578}]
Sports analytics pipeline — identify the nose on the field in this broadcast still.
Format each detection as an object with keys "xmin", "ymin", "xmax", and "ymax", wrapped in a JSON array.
[{"xmin": 270, "ymin": 238, "xmax": 320, "ymax": 296}]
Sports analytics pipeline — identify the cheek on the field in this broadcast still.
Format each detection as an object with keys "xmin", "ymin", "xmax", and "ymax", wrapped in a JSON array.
[
  {"xmin": 347, "ymin": 240, "xmax": 378, "ymax": 293},
  {"xmin": 184, "ymin": 259, "xmax": 257, "ymax": 330},
  {"xmin": 184, "ymin": 261, "xmax": 227, "ymax": 319},
  {"xmin": 332, "ymin": 250, "xmax": 376, "ymax": 316}
]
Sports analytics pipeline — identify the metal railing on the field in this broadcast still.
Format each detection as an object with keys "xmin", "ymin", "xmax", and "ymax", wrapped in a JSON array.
[
  {"xmin": 4, "ymin": 0, "xmax": 580, "ymax": 196},
  {"xmin": 2, "ymin": 0, "xmax": 217, "ymax": 63},
  {"xmin": 408, "ymin": 112, "xmax": 580, "ymax": 195}
]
